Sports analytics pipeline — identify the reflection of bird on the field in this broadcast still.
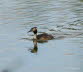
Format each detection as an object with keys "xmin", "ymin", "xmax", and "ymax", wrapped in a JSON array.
[
  {"xmin": 30, "ymin": 39, "xmax": 38, "ymax": 53},
  {"xmin": 28, "ymin": 27, "xmax": 54, "ymax": 41}
]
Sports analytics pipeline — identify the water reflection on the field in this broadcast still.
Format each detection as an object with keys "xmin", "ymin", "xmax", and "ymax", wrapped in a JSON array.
[
  {"xmin": 28, "ymin": 39, "xmax": 48, "ymax": 53},
  {"xmin": 29, "ymin": 39, "xmax": 38, "ymax": 53}
]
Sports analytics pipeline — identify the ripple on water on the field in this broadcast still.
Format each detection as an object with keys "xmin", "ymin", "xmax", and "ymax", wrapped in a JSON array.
[{"xmin": 0, "ymin": 0, "xmax": 83, "ymax": 72}]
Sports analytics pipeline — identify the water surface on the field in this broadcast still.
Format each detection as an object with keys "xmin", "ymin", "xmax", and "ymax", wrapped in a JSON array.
[{"xmin": 0, "ymin": 0, "xmax": 83, "ymax": 72}]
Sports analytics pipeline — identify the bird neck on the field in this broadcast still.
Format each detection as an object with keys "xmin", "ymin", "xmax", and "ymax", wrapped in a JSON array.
[
  {"xmin": 33, "ymin": 30, "xmax": 37, "ymax": 40},
  {"xmin": 33, "ymin": 33, "xmax": 37, "ymax": 39}
]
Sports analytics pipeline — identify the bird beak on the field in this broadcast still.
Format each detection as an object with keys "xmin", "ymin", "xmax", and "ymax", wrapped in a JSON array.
[{"xmin": 28, "ymin": 29, "xmax": 32, "ymax": 33}]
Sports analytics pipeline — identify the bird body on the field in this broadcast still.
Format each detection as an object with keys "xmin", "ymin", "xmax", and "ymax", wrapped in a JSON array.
[
  {"xmin": 37, "ymin": 33, "xmax": 54, "ymax": 40},
  {"xmin": 28, "ymin": 27, "xmax": 54, "ymax": 41}
]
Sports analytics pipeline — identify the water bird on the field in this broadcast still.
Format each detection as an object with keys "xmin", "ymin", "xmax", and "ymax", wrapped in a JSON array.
[{"xmin": 28, "ymin": 27, "xmax": 54, "ymax": 41}]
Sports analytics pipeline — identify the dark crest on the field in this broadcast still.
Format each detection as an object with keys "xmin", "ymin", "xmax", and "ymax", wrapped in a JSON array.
[{"xmin": 28, "ymin": 27, "xmax": 37, "ymax": 34}]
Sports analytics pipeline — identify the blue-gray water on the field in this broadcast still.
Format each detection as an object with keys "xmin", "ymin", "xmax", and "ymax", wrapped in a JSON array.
[{"xmin": 0, "ymin": 0, "xmax": 83, "ymax": 72}]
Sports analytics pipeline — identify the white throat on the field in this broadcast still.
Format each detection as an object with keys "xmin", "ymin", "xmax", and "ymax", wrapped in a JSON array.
[{"xmin": 33, "ymin": 34, "xmax": 37, "ymax": 39}]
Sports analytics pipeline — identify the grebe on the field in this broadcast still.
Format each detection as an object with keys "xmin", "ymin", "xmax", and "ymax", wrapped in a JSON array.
[{"xmin": 28, "ymin": 27, "xmax": 54, "ymax": 41}]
